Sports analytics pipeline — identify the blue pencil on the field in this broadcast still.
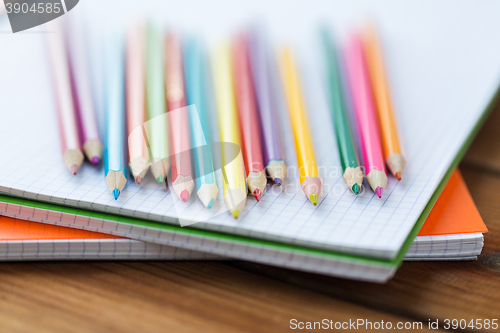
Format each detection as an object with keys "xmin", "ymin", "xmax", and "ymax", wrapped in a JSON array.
[
  {"xmin": 183, "ymin": 38, "xmax": 219, "ymax": 208},
  {"xmin": 104, "ymin": 33, "xmax": 127, "ymax": 200}
]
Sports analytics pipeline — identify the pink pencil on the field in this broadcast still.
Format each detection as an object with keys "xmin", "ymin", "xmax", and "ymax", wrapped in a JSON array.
[
  {"xmin": 46, "ymin": 20, "xmax": 84, "ymax": 175},
  {"xmin": 343, "ymin": 33, "xmax": 387, "ymax": 198},
  {"xmin": 165, "ymin": 33, "xmax": 194, "ymax": 202},
  {"xmin": 126, "ymin": 23, "xmax": 150, "ymax": 184}
]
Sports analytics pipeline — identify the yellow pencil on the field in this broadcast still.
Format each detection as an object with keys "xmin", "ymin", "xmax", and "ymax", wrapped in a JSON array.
[
  {"xmin": 279, "ymin": 48, "xmax": 322, "ymax": 205},
  {"xmin": 362, "ymin": 25, "xmax": 406, "ymax": 180},
  {"xmin": 212, "ymin": 43, "xmax": 247, "ymax": 218}
]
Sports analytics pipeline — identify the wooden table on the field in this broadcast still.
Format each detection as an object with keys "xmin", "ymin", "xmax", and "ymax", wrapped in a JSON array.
[{"xmin": 1, "ymin": 109, "xmax": 500, "ymax": 333}]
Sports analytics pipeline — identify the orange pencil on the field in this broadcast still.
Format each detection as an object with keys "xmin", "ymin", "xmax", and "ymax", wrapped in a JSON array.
[
  {"xmin": 362, "ymin": 25, "xmax": 406, "ymax": 180},
  {"xmin": 165, "ymin": 33, "xmax": 195, "ymax": 202},
  {"xmin": 233, "ymin": 34, "xmax": 267, "ymax": 201}
]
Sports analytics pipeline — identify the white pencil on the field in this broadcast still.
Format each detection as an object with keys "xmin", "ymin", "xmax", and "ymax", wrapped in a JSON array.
[{"xmin": 46, "ymin": 20, "xmax": 84, "ymax": 175}]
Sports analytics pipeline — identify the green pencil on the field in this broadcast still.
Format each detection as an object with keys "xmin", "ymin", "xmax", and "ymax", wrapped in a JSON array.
[
  {"xmin": 321, "ymin": 29, "xmax": 363, "ymax": 195},
  {"xmin": 146, "ymin": 23, "xmax": 170, "ymax": 184}
]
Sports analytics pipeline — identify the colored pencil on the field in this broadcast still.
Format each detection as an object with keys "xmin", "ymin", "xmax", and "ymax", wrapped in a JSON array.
[
  {"xmin": 233, "ymin": 35, "xmax": 266, "ymax": 202},
  {"xmin": 321, "ymin": 29, "xmax": 363, "ymax": 195},
  {"xmin": 184, "ymin": 38, "xmax": 219, "ymax": 208},
  {"xmin": 146, "ymin": 24, "xmax": 170, "ymax": 185},
  {"xmin": 66, "ymin": 18, "xmax": 103, "ymax": 165},
  {"xmin": 279, "ymin": 48, "xmax": 322, "ymax": 205},
  {"xmin": 362, "ymin": 25, "xmax": 406, "ymax": 180},
  {"xmin": 212, "ymin": 43, "xmax": 247, "ymax": 218},
  {"xmin": 248, "ymin": 29, "xmax": 287, "ymax": 186},
  {"xmin": 46, "ymin": 20, "xmax": 84, "ymax": 175},
  {"xmin": 126, "ymin": 23, "xmax": 150, "ymax": 185},
  {"xmin": 165, "ymin": 33, "xmax": 195, "ymax": 202},
  {"xmin": 343, "ymin": 33, "xmax": 387, "ymax": 197},
  {"xmin": 103, "ymin": 33, "xmax": 127, "ymax": 200}
]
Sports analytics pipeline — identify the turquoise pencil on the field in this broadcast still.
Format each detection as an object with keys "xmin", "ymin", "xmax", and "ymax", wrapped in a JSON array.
[
  {"xmin": 184, "ymin": 38, "xmax": 219, "ymax": 208},
  {"xmin": 104, "ymin": 34, "xmax": 127, "ymax": 200}
]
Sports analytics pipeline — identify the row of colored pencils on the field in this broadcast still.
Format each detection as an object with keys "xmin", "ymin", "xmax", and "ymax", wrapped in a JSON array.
[
  {"xmin": 48, "ymin": 22, "xmax": 291, "ymax": 217},
  {"xmin": 48, "ymin": 20, "xmax": 406, "ymax": 219},
  {"xmin": 322, "ymin": 26, "xmax": 406, "ymax": 198}
]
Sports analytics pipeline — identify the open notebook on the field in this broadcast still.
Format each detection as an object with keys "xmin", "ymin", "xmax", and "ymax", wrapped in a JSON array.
[
  {"xmin": 0, "ymin": 170, "xmax": 486, "ymax": 261},
  {"xmin": 1, "ymin": 1, "xmax": 499, "ymax": 281}
]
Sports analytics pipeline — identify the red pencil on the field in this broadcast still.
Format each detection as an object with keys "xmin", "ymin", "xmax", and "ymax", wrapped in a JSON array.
[{"xmin": 233, "ymin": 34, "xmax": 266, "ymax": 201}]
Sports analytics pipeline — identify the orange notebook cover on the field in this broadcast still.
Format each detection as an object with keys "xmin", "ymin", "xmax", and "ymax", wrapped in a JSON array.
[
  {"xmin": 0, "ymin": 170, "xmax": 487, "ymax": 241},
  {"xmin": 417, "ymin": 170, "xmax": 487, "ymax": 236}
]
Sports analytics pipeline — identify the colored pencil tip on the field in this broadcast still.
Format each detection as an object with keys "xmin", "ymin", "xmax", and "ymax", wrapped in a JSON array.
[
  {"xmin": 70, "ymin": 165, "xmax": 79, "ymax": 175},
  {"xmin": 253, "ymin": 188, "xmax": 262, "ymax": 202},
  {"xmin": 231, "ymin": 209, "xmax": 240, "ymax": 219},
  {"xmin": 375, "ymin": 187, "xmax": 383, "ymax": 198},
  {"xmin": 395, "ymin": 172, "xmax": 402, "ymax": 181},
  {"xmin": 274, "ymin": 178, "xmax": 282, "ymax": 186},
  {"xmin": 207, "ymin": 199, "xmax": 214, "ymax": 209},
  {"xmin": 351, "ymin": 183, "xmax": 361, "ymax": 195},
  {"xmin": 157, "ymin": 175, "xmax": 164, "ymax": 184},
  {"xmin": 91, "ymin": 157, "xmax": 100, "ymax": 165},
  {"xmin": 309, "ymin": 193, "xmax": 319, "ymax": 206},
  {"xmin": 180, "ymin": 190, "xmax": 189, "ymax": 202},
  {"xmin": 135, "ymin": 176, "xmax": 143, "ymax": 185},
  {"xmin": 112, "ymin": 188, "xmax": 120, "ymax": 200}
]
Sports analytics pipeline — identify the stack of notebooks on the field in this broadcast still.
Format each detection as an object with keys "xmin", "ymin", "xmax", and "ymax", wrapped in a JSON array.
[
  {"xmin": 0, "ymin": 170, "xmax": 487, "ymax": 262},
  {"xmin": 0, "ymin": 1, "xmax": 499, "ymax": 282}
]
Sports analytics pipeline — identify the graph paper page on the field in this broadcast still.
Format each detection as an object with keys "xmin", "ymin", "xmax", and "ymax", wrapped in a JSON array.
[{"xmin": 0, "ymin": 1, "xmax": 499, "ymax": 260}]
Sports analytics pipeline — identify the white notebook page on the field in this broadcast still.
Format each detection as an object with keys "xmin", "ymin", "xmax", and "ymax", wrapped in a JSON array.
[{"xmin": 0, "ymin": 0, "xmax": 499, "ymax": 261}]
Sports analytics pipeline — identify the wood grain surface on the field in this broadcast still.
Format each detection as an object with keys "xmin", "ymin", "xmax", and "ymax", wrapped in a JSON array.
[{"xmin": 1, "ymin": 106, "xmax": 500, "ymax": 332}]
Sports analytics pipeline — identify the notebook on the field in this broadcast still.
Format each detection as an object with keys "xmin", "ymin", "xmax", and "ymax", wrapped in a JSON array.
[
  {"xmin": 0, "ymin": 1, "xmax": 499, "ymax": 282},
  {"xmin": 0, "ymin": 170, "xmax": 486, "ymax": 261},
  {"xmin": 406, "ymin": 170, "xmax": 487, "ymax": 260}
]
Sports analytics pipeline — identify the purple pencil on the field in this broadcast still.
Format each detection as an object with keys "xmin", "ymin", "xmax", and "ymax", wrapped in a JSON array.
[
  {"xmin": 65, "ymin": 18, "xmax": 103, "ymax": 165},
  {"xmin": 248, "ymin": 29, "xmax": 287, "ymax": 185}
]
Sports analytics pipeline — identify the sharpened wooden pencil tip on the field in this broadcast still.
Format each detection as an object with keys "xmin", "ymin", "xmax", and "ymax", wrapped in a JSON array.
[
  {"xmin": 231, "ymin": 209, "xmax": 240, "ymax": 219},
  {"xmin": 395, "ymin": 172, "xmax": 402, "ymax": 181},
  {"xmin": 375, "ymin": 187, "xmax": 383, "ymax": 198},
  {"xmin": 180, "ymin": 190, "xmax": 189, "ymax": 202},
  {"xmin": 309, "ymin": 193, "xmax": 319, "ymax": 206},
  {"xmin": 70, "ymin": 165, "xmax": 79, "ymax": 175},
  {"xmin": 207, "ymin": 199, "xmax": 214, "ymax": 209},
  {"xmin": 253, "ymin": 188, "xmax": 262, "ymax": 202},
  {"xmin": 351, "ymin": 183, "xmax": 361, "ymax": 195}
]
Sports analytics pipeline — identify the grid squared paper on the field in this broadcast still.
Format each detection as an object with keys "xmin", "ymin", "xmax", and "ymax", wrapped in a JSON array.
[
  {"xmin": 0, "ymin": 233, "xmax": 482, "ymax": 261},
  {"xmin": 0, "ymin": 238, "xmax": 222, "ymax": 261},
  {"xmin": 1, "ymin": 1, "xmax": 500, "ymax": 264},
  {"xmin": 0, "ymin": 201, "xmax": 397, "ymax": 282},
  {"xmin": 406, "ymin": 233, "xmax": 484, "ymax": 259}
]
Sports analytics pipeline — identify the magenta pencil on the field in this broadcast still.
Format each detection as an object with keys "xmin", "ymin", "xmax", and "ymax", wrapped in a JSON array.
[
  {"xmin": 343, "ymin": 33, "xmax": 387, "ymax": 198},
  {"xmin": 66, "ymin": 18, "xmax": 103, "ymax": 164},
  {"xmin": 46, "ymin": 20, "xmax": 84, "ymax": 175}
]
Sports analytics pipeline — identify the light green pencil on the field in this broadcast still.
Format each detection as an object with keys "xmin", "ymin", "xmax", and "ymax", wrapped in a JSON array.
[{"xmin": 146, "ymin": 23, "xmax": 170, "ymax": 184}]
